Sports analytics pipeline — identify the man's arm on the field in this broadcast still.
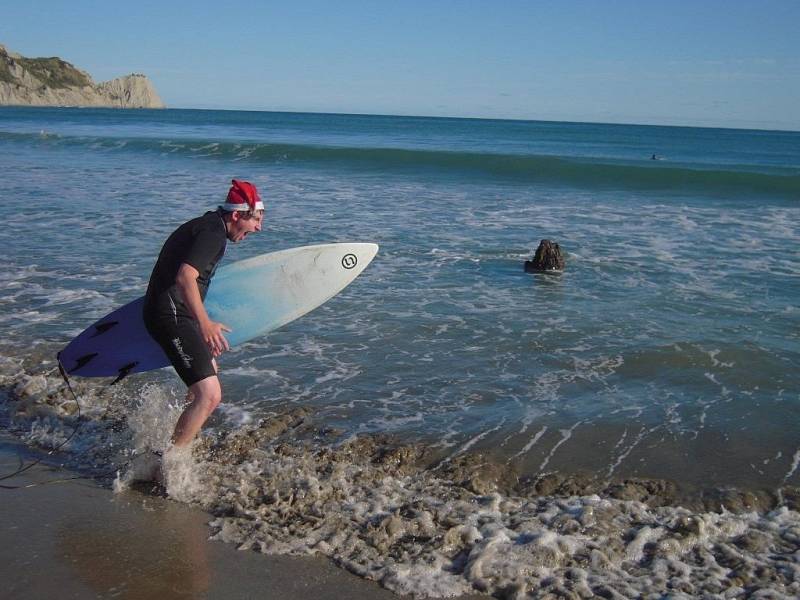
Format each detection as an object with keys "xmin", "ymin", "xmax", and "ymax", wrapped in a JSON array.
[{"xmin": 175, "ymin": 263, "xmax": 231, "ymax": 357}]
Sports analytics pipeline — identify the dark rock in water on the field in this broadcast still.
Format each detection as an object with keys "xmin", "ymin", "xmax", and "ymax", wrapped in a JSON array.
[{"xmin": 525, "ymin": 239, "xmax": 565, "ymax": 272}]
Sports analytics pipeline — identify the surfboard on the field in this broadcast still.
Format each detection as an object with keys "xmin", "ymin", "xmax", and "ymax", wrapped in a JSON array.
[{"xmin": 58, "ymin": 243, "xmax": 379, "ymax": 379}]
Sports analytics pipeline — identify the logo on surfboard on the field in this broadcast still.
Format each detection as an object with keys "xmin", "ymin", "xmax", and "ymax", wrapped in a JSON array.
[{"xmin": 342, "ymin": 253, "xmax": 358, "ymax": 269}]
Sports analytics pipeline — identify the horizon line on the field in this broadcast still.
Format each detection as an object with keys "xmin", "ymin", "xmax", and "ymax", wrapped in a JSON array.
[
  {"xmin": 2, "ymin": 103, "xmax": 798, "ymax": 134},
  {"xmin": 166, "ymin": 105, "xmax": 800, "ymax": 135}
]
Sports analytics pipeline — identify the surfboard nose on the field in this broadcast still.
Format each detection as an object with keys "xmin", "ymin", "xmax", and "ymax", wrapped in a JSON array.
[
  {"xmin": 345, "ymin": 242, "xmax": 379, "ymax": 273},
  {"xmin": 358, "ymin": 242, "xmax": 379, "ymax": 263}
]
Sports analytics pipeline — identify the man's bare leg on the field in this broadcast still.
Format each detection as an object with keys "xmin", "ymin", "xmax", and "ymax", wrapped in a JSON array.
[{"xmin": 171, "ymin": 373, "xmax": 221, "ymax": 447}]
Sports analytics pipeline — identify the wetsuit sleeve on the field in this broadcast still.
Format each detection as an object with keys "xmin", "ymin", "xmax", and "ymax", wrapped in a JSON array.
[{"xmin": 183, "ymin": 228, "xmax": 225, "ymax": 274}]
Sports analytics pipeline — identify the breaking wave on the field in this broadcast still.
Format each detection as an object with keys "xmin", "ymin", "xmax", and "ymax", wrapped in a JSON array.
[{"xmin": 2, "ymin": 130, "xmax": 798, "ymax": 198}]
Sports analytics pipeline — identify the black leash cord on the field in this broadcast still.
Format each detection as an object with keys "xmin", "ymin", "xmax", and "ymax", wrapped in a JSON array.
[
  {"xmin": 0, "ymin": 357, "xmax": 151, "ymax": 490},
  {"xmin": 0, "ymin": 357, "xmax": 87, "ymax": 489}
]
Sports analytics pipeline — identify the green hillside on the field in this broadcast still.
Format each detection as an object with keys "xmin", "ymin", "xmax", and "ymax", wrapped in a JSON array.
[{"xmin": 17, "ymin": 56, "xmax": 92, "ymax": 88}]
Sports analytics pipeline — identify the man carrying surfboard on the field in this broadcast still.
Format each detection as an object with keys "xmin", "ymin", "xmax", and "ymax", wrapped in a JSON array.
[{"xmin": 143, "ymin": 180, "xmax": 264, "ymax": 447}]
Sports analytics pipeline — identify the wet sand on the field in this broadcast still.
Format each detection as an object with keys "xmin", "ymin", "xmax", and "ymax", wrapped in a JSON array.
[{"xmin": 0, "ymin": 440, "xmax": 483, "ymax": 600}]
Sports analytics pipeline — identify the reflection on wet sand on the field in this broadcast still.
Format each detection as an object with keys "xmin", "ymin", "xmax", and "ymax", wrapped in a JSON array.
[{"xmin": 56, "ymin": 491, "xmax": 210, "ymax": 599}]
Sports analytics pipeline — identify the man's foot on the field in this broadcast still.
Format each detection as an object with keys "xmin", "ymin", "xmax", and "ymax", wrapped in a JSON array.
[{"xmin": 130, "ymin": 449, "xmax": 164, "ymax": 484}]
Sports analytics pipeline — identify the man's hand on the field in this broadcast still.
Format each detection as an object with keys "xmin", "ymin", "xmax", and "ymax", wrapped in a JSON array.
[
  {"xmin": 175, "ymin": 263, "xmax": 232, "ymax": 357},
  {"xmin": 199, "ymin": 319, "xmax": 232, "ymax": 357}
]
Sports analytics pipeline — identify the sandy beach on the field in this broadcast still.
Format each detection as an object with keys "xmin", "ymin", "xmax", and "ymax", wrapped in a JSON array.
[{"xmin": 0, "ymin": 438, "xmax": 482, "ymax": 600}]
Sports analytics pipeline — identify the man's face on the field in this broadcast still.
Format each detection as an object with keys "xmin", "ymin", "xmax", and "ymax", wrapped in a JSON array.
[{"xmin": 228, "ymin": 210, "xmax": 263, "ymax": 243}]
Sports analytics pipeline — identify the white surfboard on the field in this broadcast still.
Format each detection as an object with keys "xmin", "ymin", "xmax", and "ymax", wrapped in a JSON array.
[{"xmin": 58, "ymin": 243, "xmax": 379, "ymax": 379}]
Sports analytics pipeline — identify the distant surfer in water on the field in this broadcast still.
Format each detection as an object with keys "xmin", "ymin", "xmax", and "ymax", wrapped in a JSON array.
[{"xmin": 143, "ymin": 180, "xmax": 264, "ymax": 448}]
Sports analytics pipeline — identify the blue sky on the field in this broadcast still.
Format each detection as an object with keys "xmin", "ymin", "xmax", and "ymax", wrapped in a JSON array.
[{"xmin": 2, "ymin": 1, "xmax": 798, "ymax": 130}]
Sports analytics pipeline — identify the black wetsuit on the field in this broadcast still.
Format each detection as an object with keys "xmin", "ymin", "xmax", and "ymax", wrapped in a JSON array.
[{"xmin": 143, "ymin": 210, "xmax": 228, "ymax": 385}]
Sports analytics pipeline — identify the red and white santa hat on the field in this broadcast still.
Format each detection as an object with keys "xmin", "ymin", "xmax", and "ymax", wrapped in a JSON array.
[{"xmin": 220, "ymin": 179, "xmax": 264, "ymax": 212}]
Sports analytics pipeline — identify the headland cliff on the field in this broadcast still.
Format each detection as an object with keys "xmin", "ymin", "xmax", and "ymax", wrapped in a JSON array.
[{"xmin": 0, "ymin": 44, "xmax": 165, "ymax": 109}]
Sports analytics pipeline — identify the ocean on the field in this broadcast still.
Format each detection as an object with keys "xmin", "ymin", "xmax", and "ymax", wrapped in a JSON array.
[{"xmin": 1, "ymin": 107, "xmax": 798, "ymax": 597}]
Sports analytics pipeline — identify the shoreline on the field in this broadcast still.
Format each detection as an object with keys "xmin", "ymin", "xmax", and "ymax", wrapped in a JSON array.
[
  {"xmin": 2, "ymin": 349, "xmax": 797, "ymax": 513},
  {"xmin": 2, "ymin": 347, "xmax": 797, "ymax": 505},
  {"xmin": 0, "ymin": 438, "xmax": 482, "ymax": 600}
]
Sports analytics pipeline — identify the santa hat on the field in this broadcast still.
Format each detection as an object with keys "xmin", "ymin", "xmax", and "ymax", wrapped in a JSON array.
[{"xmin": 220, "ymin": 179, "xmax": 264, "ymax": 212}]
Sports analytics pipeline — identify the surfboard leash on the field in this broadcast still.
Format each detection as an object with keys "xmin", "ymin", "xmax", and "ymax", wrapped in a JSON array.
[
  {"xmin": 0, "ymin": 355, "xmax": 152, "ymax": 489},
  {"xmin": 0, "ymin": 355, "xmax": 87, "ymax": 488}
]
